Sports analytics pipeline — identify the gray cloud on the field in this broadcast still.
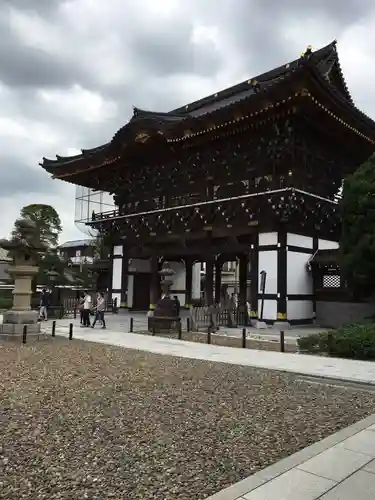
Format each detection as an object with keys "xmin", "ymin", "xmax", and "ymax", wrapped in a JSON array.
[
  {"xmin": 2, "ymin": 0, "xmax": 68, "ymax": 15},
  {"xmin": 0, "ymin": 0, "xmax": 375, "ymax": 242}
]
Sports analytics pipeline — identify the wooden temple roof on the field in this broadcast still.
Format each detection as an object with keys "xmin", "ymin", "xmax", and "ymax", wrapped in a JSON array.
[
  {"xmin": 310, "ymin": 248, "xmax": 339, "ymax": 265},
  {"xmin": 40, "ymin": 41, "xmax": 375, "ymax": 179}
]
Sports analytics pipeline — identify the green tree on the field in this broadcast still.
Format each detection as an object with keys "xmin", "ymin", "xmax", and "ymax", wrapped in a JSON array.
[
  {"xmin": 339, "ymin": 154, "xmax": 375, "ymax": 298},
  {"xmin": 13, "ymin": 204, "xmax": 62, "ymax": 248}
]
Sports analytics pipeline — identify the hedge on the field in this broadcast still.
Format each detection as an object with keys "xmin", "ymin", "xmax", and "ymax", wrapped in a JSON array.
[
  {"xmin": 0, "ymin": 297, "xmax": 13, "ymax": 310},
  {"xmin": 298, "ymin": 323, "xmax": 375, "ymax": 360}
]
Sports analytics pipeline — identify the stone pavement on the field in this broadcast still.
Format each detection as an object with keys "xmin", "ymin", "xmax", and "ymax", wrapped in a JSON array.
[
  {"xmin": 43, "ymin": 317, "xmax": 375, "ymax": 386},
  {"xmin": 206, "ymin": 414, "xmax": 375, "ymax": 500}
]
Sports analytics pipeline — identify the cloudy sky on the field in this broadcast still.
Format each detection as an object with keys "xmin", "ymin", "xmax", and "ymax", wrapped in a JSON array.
[{"xmin": 1, "ymin": 0, "xmax": 374, "ymax": 243}]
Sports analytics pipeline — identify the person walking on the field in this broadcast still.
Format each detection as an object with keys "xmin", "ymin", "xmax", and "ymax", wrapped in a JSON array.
[
  {"xmin": 39, "ymin": 288, "xmax": 50, "ymax": 321},
  {"xmin": 78, "ymin": 293, "xmax": 85, "ymax": 325},
  {"xmin": 81, "ymin": 290, "xmax": 92, "ymax": 327},
  {"xmin": 91, "ymin": 292, "xmax": 106, "ymax": 329}
]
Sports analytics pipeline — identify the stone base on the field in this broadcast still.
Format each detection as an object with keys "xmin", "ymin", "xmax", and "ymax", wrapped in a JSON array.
[
  {"xmin": 273, "ymin": 320, "xmax": 291, "ymax": 330},
  {"xmin": 3, "ymin": 309, "xmax": 38, "ymax": 324},
  {"xmin": 255, "ymin": 320, "xmax": 268, "ymax": 329},
  {"xmin": 0, "ymin": 322, "xmax": 41, "ymax": 335},
  {"xmin": 0, "ymin": 309, "xmax": 41, "ymax": 336}
]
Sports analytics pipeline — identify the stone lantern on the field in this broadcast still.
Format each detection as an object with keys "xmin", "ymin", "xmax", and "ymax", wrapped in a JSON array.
[
  {"xmin": 0, "ymin": 219, "xmax": 46, "ymax": 336},
  {"xmin": 159, "ymin": 261, "xmax": 175, "ymax": 298}
]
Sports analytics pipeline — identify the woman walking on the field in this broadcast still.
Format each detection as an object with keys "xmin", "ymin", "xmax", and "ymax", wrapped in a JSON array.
[{"xmin": 91, "ymin": 292, "xmax": 106, "ymax": 329}]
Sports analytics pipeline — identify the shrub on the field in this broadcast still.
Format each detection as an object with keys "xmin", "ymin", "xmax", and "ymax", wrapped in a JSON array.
[
  {"xmin": 0, "ymin": 297, "xmax": 13, "ymax": 310},
  {"xmin": 298, "ymin": 323, "xmax": 375, "ymax": 360}
]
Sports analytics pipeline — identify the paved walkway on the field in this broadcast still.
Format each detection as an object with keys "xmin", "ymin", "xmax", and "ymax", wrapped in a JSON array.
[
  {"xmin": 44, "ymin": 318, "xmax": 375, "ymax": 386},
  {"xmin": 205, "ymin": 414, "xmax": 375, "ymax": 500}
]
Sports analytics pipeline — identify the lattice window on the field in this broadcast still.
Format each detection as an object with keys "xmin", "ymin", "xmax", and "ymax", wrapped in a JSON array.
[{"xmin": 323, "ymin": 274, "xmax": 341, "ymax": 288}]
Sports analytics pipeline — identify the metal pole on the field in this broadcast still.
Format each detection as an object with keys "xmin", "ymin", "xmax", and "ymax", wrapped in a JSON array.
[
  {"xmin": 52, "ymin": 321, "xmax": 56, "ymax": 337},
  {"xmin": 178, "ymin": 321, "xmax": 182, "ymax": 340},
  {"xmin": 186, "ymin": 317, "xmax": 190, "ymax": 332},
  {"xmin": 129, "ymin": 317, "xmax": 134, "ymax": 333},
  {"xmin": 207, "ymin": 326, "xmax": 211, "ymax": 344},
  {"xmin": 69, "ymin": 323, "xmax": 73, "ymax": 340},
  {"xmin": 280, "ymin": 330, "xmax": 285, "ymax": 353},
  {"xmin": 22, "ymin": 325, "xmax": 27, "ymax": 344},
  {"xmin": 242, "ymin": 328, "xmax": 246, "ymax": 348}
]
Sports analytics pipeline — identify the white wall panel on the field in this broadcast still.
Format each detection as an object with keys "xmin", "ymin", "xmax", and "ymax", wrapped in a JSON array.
[
  {"xmin": 287, "ymin": 251, "xmax": 313, "ymax": 295},
  {"xmin": 258, "ymin": 250, "xmax": 278, "ymax": 294},
  {"xmin": 170, "ymin": 261, "xmax": 185, "ymax": 291},
  {"xmin": 259, "ymin": 232, "xmax": 278, "ymax": 246},
  {"xmin": 318, "ymin": 239, "xmax": 339, "ymax": 250},
  {"xmin": 287, "ymin": 233, "xmax": 313, "ymax": 249},
  {"xmin": 112, "ymin": 258, "xmax": 122, "ymax": 290},
  {"xmin": 112, "ymin": 292, "xmax": 121, "ymax": 306},
  {"xmin": 287, "ymin": 300, "xmax": 313, "ymax": 320},
  {"xmin": 113, "ymin": 245, "xmax": 123, "ymax": 256},
  {"xmin": 192, "ymin": 263, "xmax": 201, "ymax": 300},
  {"xmin": 258, "ymin": 299, "xmax": 277, "ymax": 321}
]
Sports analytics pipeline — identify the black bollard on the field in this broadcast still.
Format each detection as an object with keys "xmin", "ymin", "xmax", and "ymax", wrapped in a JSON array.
[
  {"xmin": 52, "ymin": 321, "xmax": 56, "ymax": 338},
  {"xmin": 280, "ymin": 330, "xmax": 285, "ymax": 353},
  {"xmin": 152, "ymin": 323, "xmax": 155, "ymax": 336},
  {"xmin": 186, "ymin": 317, "xmax": 190, "ymax": 332},
  {"xmin": 242, "ymin": 328, "xmax": 246, "ymax": 348},
  {"xmin": 22, "ymin": 325, "xmax": 27, "ymax": 344},
  {"xmin": 69, "ymin": 323, "xmax": 73, "ymax": 340},
  {"xmin": 327, "ymin": 332, "xmax": 333, "ymax": 356},
  {"xmin": 129, "ymin": 317, "xmax": 134, "ymax": 333},
  {"xmin": 207, "ymin": 326, "xmax": 211, "ymax": 344},
  {"xmin": 73, "ymin": 308, "xmax": 77, "ymax": 319},
  {"xmin": 178, "ymin": 322, "xmax": 182, "ymax": 340}
]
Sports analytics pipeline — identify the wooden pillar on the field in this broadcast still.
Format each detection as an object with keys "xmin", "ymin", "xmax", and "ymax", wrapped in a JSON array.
[
  {"xmin": 185, "ymin": 257, "xmax": 193, "ymax": 307},
  {"xmin": 205, "ymin": 257, "xmax": 214, "ymax": 306},
  {"xmin": 312, "ymin": 235, "xmax": 318, "ymax": 319},
  {"xmin": 277, "ymin": 230, "xmax": 287, "ymax": 321},
  {"xmin": 239, "ymin": 254, "xmax": 248, "ymax": 306},
  {"xmin": 214, "ymin": 259, "xmax": 222, "ymax": 303},
  {"xmin": 149, "ymin": 255, "xmax": 159, "ymax": 310},
  {"xmin": 250, "ymin": 245, "xmax": 259, "ymax": 320},
  {"xmin": 120, "ymin": 245, "xmax": 128, "ymax": 308},
  {"xmin": 108, "ymin": 246, "xmax": 114, "ymax": 301}
]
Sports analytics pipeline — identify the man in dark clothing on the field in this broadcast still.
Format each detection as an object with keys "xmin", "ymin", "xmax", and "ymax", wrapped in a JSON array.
[{"xmin": 40, "ymin": 288, "xmax": 50, "ymax": 321}]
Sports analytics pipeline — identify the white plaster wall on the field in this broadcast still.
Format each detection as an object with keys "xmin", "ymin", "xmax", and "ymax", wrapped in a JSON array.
[
  {"xmin": 318, "ymin": 239, "xmax": 339, "ymax": 250},
  {"xmin": 127, "ymin": 275, "xmax": 134, "ymax": 308},
  {"xmin": 258, "ymin": 250, "xmax": 278, "ymax": 294},
  {"xmin": 259, "ymin": 232, "xmax": 278, "ymax": 246},
  {"xmin": 287, "ymin": 251, "xmax": 313, "ymax": 295},
  {"xmin": 113, "ymin": 245, "xmax": 123, "ymax": 256},
  {"xmin": 192, "ymin": 263, "xmax": 201, "ymax": 300},
  {"xmin": 287, "ymin": 300, "xmax": 313, "ymax": 320},
  {"xmin": 112, "ymin": 292, "xmax": 121, "ymax": 306},
  {"xmin": 128, "ymin": 258, "xmax": 151, "ymax": 273},
  {"xmin": 169, "ymin": 261, "xmax": 186, "ymax": 306},
  {"xmin": 173, "ymin": 293, "xmax": 185, "ymax": 307},
  {"xmin": 287, "ymin": 233, "xmax": 313, "ymax": 249},
  {"xmin": 169, "ymin": 262, "xmax": 185, "ymax": 290},
  {"xmin": 258, "ymin": 299, "xmax": 277, "ymax": 321},
  {"xmin": 112, "ymin": 258, "xmax": 122, "ymax": 290}
]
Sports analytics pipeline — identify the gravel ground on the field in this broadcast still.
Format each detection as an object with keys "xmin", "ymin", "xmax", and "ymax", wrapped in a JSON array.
[{"xmin": 1, "ymin": 339, "xmax": 375, "ymax": 500}]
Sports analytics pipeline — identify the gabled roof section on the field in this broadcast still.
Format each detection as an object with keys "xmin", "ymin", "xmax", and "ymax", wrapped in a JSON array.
[
  {"xmin": 39, "ymin": 41, "xmax": 373, "ymax": 178},
  {"xmin": 58, "ymin": 239, "xmax": 96, "ymax": 249},
  {"xmin": 41, "ymin": 143, "xmax": 109, "ymax": 172},
  {"xmin": 172, "ymin": 41, "xmax": 343, "ymax": 117}
]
